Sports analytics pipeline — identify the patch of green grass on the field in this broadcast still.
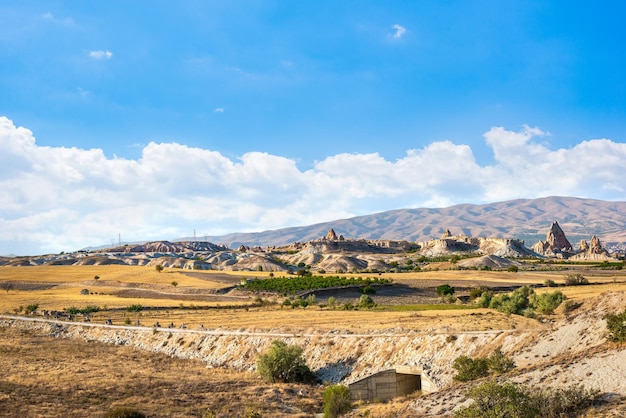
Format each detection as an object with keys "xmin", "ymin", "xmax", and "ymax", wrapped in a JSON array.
[{"xmin": 373, "ymin": 304, "xmax": 478, "ymax": 312}]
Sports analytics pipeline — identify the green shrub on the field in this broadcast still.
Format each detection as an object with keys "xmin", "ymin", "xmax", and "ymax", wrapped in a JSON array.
[
  {"xmin": 126, "ymin": 304, "xmax": 143, "ymax": 312},
  {"xmin": 530, "ymin": 291, "xmax": 565, "ymax": 314},
  {"xmin": 356, "ymin": 294, "xmax": 375, "ymax": 308},
  {"xmin": 544, "ymin": 279, "xmax": 556, "ymax": 287},
  {"xmin": 475, "ymin": 291, "xmax": 493, "ymax": 308},
  {"xmin": 452, "ymin": 356, "xmax": 490, "ymax": 382},
  {"xmin": 507, "ymin": 265, "xmax": 519, "ymax": 272},
  {"xmin": 257, "ymin": 340, "xmax": 315, "ymax": 384},
  {"xmin": 155, "ymin": 264, "xmax": 164, "ymax": 273},
  {"xmin": 361, "ymin": 285, "xmax": 376, "ymax": 295},
  {"xmin": 606, "ymin": 310, "xmax": 626, "ymax": 342},
  {"xmin": 455, "ymin": 382, "xmax": 538, "ymax": 418},
  {"xmin": 469, "ymin": 286, "xmax": 489, "ymax": 299},
  {"xmin": 489, "ymin": 286, "xmax": 535, "ymax": 315},
  {"xmin": 323, "ymin": 384, "xmax": 352, "ymax": 418},
  {"xmin": 102, "ymin": 407, "xmax": 147, "ymax": 418},
  {"xmin": 327, "ymin": 296, "xmax": 336, "ymax": 308},
  {"xmin": 436, "ymin": 284, "xmax": 455, "ymax": 297},
  {"xmin": 25, "ymin": 304, "xmax": 39, "ymax": 314},
  {"xmin": 565, "ymin": 273, "xmax": 588, "ymax": 286},
  {"xmin": 443, "ymin": 294, "xmax": 457, "ymax": 304},
  {"xmin": 455, "ymin": 382, "xmax": 600, "ymax": 418},
  {"xmin": 487, "ymin": 349, "xmax": 516, "ymax": 374}
]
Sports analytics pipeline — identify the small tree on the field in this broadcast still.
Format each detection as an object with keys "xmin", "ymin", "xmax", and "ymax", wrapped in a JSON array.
[
  {"xmin": 453, "ymin": 356, "xmax": 490, "ymax": 382},
  {"xmin": 257, "ymin": 340, "xmax": 315, "ymax": 383},
  {"xmin": 356, "ymin": 294, "xmax": 375, "ymax": 309},
  {"xmin": 507, "ymin": 265, "xmax": 519, "ymax": 273},
  {"xmin": 171, "ymin": 281, "xmax": 178, "ymax": 287},
  {"xmin": 565, "ymin": 273, "xmax": 588, "ymax": 286},
  {"xmin": 323, "ymin": 384, "xmax": 352, "ymax": 418},
  {"xmin": 94, "ymin": 275, "xmax": 100, "ymax": 281},
  {"xmin": 436, "ymin": 284, "xmax": 455, "ymax": 297},
  {"xmin": 155, "ymin": 264, "xmax": 164, "ymax": 273}
]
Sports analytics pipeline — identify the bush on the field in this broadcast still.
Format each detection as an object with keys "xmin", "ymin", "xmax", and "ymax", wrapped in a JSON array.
[
  {"xmin": 257, "ymin": 340, "xmax": 315, "ymax": 383},
  {"xmin": 489, "ymin": 286, "xmax": 535, "ymax": 315},
  {"xmin": 126, "ymin": 304, "xmax": 143, "ymax": 312},
  {"xmin": 443, "ymin": 294, "xmax": 457, "ymax": 304},
  {"xmin": 452, "ymin": 356, "xmax": 490, "ymax": 382},
  {"xmin": 102, "ymin": 407, "xmax": 147, "ymax": 418},
  {"xmin": 565, "ymin": 273, "xmax": 588, "ymax": 286},
  {"xmin": 475, "ymin": 291, "xmax": 493, "ymax": 308},
  {"xmin": 356, "ymin": 294, "xmax": 375, "ymax": 308},
  {"xmin": 530, "ymin": 291, "xmax": 565, "ymax": 314},
  {"xmin": 327, "ymin": 296, "xmax": 336, "ymax": 308},
  {"xmin": 455, "ymin": 382, "xmax": 600, "ymax": 418},
  {"xmin": 487, "ymin": 349, "xmax": 516, "ymax": 374},
  {"xmin": 469, "ymin": 286, "xmax": 489, "ymax": 299},
  {"xmin": 455, "ymin": 382, "xmax": 538, "ymax": 418},
  {"xmin": 25, "ymin": 304, "xmax": 39, "ymax": 314},
  {"xmin": 436, "ymin": 284, "xmax": 455, "ymax": 297},
  {"xmin": 361, "ymin": 285, "xmax": 376, "ymax": 295},
  {"xmin": 155, "ymin": 264, "xmax": 164, "ymax": 273},
  {"xmin": 544, "ymin": 279, "xmax": 556, "ymax": 287},
  {"xmin": 605, "ymin": 310, "xmax": 626, "ymax": 342},
  {"xmin": 323, "ymin": 384, "xmax": 352, "ymax": 418},
  {"xmin": 507, "ymin": 265, "xmax": 519, "ymax": 272}
]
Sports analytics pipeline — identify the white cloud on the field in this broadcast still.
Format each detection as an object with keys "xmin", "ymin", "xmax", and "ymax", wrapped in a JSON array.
[
  {"xmin": 89, "ymin": 50, "xmax": 113, "ymax": 60},
  {"xmin": 214, "ymin": 108, "xmax": 224, "ymax": 113},
  {"xmin": 391, "ymin": 24, "xmax": 406, "ymax": 39},
  {"xmin": 0, "ymin": 116, "xmax": 625, "ymax": 255}
]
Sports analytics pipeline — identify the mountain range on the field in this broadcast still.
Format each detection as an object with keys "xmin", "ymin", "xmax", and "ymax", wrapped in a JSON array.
[{"xmin": 195, "ymin": 196, "xmax": 626, "ymax": 250}]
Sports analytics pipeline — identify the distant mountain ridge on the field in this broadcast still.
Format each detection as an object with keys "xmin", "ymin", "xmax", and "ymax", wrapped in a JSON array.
[{"xmin": 197, "ymin": 197, "xmax": 626, "ymax": 250}]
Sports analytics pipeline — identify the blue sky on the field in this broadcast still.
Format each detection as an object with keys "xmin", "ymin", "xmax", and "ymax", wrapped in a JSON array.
[{"xmin": 1, "ymin": 1, "xmax": 626, "ymax": 254}]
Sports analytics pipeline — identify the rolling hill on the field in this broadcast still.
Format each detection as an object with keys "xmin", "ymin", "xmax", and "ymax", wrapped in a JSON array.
[{"xmin": 199, "ymin": 196, "xmax": 626, "ymax": 250}]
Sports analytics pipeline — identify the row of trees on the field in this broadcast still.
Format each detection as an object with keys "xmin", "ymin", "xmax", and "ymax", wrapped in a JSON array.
[{"xmin": 242, "ymin": 275, "xmax": 391, "ymax": 295}]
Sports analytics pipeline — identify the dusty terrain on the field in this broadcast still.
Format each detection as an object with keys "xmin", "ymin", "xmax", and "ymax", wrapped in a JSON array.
[{"xmin": 1, "ymin": 263, "xmax": 625, "ymax": 417}]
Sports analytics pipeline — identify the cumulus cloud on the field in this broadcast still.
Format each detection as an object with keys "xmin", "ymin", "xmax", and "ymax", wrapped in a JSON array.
[
  {"xmin": 391, "ymin": 24, "xmax": 406, "ymax": 39},
  {"xmin": 0, "ymin": 116, "xmax": 624, "ymax": 255},
  {"xmin": 214, "ymin": 108, "xmax": 224, "ymax": 113},
  {"xmin": 89, "ymin": 50, "xmax": 113, "ymax": 60}
]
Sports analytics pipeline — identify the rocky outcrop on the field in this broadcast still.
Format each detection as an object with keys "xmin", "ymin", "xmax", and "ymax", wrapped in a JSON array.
[
  {"xmin": 326, "ymin": 229, "xmax": 338, "ymax": 240},
  {"xmin": 532, "ymin": 221, "xmax": 574, "ymax": 257},
  {"xmin": 570, "ymin": 235, "xmax": 613, "ymax": 261}
]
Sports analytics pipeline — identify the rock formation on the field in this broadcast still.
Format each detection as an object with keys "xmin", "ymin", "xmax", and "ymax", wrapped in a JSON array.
[
  {"xmin": 532, "ymin": 221, "xmax": 574, "ymax": 257},
  {"xmin": 571, "ymin": 235, "xmax": 612, "ymax": 261},
  {"xmin": 326, "ymin": 229, "xmax": 338, "ymax": 240}
]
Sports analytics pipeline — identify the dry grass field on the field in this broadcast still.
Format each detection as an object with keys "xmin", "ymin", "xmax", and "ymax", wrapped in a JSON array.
[
  {"xmin": 1, "ymin": 265, "xmax": 625, "ymax": 331},
  {"xmin": 1, "ymin": 264, "xmax": 626, "ymax": 417},
  {"xmin": 0, "ymin": 326, "xmax": 322, "ymax": 417}
]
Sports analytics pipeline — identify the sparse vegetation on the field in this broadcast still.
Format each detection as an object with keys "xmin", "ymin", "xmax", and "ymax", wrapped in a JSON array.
[
  {"xmin": 565, "ymin": 273, "xmax": 588, "ymax": 286},
  {"xmin": 171, "ymin": 281, "xmax": 178, "ymax": 287},
  {"xmin": 544, "ymin": 279, "xmax": 556, "ymax": 287},
  {"xmin": 65, "ymin": 305, "xmax": 100, "ymax": 315},
  {"xmin": 155, "ymin": 264, "xmax": 164, "ymax": 273},
  {"xmin": 323, "ymin": 384, "xmax": 352, "ymax": 418},
  {"xmin": 256, "ymin": 340, "xmax": 315, "ymax": 384},
  {"xmin": 126, "ymin": 304, "xmax": 143, "ymax": 312},
  {"xmin": 25, "ymin": 304, "xmax": 39, "ymax": 314},
  {"xmin": 507, "ymin": 265, "xmax": 519, "ymax": 272},
  {"xmin": 453, "ymin": 349, "xmax": 516, "ymax": 381},
  {"xmin": 606, "ymin": 309, "xmax": 626, "ymax": 342},
  {"xmin": 455, "ymin": 382, "xmax": 600, "ymax": 418}
]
